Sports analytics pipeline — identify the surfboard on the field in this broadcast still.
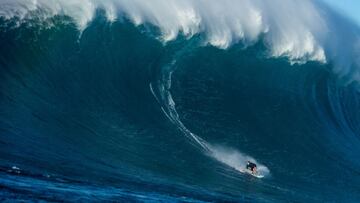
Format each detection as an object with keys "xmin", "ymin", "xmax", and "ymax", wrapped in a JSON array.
[{"xmin": 240, "ymin": 169, "xmax": 264, "ymax": 178}]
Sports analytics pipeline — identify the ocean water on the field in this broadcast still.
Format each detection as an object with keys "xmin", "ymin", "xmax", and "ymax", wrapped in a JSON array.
[{"xmin": 1, "ymin": 1, "xmax": 360, "ymax": 202}]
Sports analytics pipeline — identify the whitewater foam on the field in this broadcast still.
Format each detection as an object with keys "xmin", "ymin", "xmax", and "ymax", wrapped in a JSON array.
[{"xmin": 1, "ymin": 0, "xmax": 360, "ymax": 83}]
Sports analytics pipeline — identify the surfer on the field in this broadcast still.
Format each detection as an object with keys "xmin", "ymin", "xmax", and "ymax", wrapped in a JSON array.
[{"xmin": 246, "ymin": 161, "xmax": 257, "ymax": 174}]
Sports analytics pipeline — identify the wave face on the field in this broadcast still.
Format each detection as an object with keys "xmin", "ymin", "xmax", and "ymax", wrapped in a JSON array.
[{"xmin": 1, "ymin": 1, "xmax": 360, "ymax": 202}]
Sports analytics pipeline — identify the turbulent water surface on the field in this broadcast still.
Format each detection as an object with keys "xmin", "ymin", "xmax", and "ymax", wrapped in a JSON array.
[{"xmin": 1, "ymin": 0, "xmax": 360, "ymax": 202}]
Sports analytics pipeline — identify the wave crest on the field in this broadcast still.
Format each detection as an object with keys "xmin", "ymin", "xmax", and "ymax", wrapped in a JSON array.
[{"xmin": 1, "ymin": 0, "xmax": 360, "ymax": 83}]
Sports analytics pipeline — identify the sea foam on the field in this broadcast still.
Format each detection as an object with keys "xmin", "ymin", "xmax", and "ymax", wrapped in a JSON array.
[{"xmin": 1, "ymin": 0, "xmax": 359, "ymax": 83}]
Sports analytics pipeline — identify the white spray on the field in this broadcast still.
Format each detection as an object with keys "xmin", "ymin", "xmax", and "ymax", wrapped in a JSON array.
[{"xmin": 2, "ymin": 0, "xmax": 360, "ymax": 84}]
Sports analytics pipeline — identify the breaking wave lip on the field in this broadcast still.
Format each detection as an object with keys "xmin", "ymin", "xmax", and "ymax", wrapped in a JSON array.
[{"xmin": 1, "ymin": 0, "xmax": 360, "ymax": 84}]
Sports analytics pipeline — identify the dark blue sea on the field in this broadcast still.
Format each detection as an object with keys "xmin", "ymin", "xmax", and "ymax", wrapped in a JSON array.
[{"xmin": 1, "ymin": 1, "xmax": 360, "ymax": 202}]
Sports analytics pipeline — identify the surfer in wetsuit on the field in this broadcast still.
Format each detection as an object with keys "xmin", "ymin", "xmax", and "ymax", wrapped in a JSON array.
[{"xmin": 246, "ymin": 161, "xmax": 257, "ymax": 174}]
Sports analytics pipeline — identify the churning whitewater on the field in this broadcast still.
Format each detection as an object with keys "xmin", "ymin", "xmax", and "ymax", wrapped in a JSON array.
[{"xmin": 1, "ymin": 0, "xmax": 360, "ymax": 202}]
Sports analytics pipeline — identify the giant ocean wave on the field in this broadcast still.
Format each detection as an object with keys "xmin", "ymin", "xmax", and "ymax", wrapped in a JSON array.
[{"xmin": 1, "ymin": 0, "xmax": 360, "ymax": 202}]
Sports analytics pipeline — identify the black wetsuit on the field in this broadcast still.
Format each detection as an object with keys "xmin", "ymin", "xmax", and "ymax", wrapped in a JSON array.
[{"xmin": 246, "ymin": 162, "xmax": 257, "ymax": 171}]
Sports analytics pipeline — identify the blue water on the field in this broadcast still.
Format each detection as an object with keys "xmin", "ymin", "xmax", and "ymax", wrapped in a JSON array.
[{"xmin": 1, "ymin": 7, "xmax": 360, "ymax": 202}]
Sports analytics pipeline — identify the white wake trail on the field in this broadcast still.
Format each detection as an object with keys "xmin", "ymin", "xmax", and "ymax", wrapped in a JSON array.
[{"xmin": 149, "ymin": 59, "xmax": 269, "ymax": 177}]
